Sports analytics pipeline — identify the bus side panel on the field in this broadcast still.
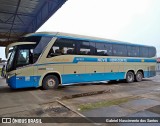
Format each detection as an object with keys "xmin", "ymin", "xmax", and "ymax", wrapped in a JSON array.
[
  {"xmin": 62, "ymin": 62, "xmax": 125, "ymax": 84},
  {"xmin": 61, "ymin": 72, "xmax": 125, "ymax": 84},
  {"xmin": 144, "ymin": 65, "xmax": 156, "ymax": 78},
  {"xmin": 36, "ymin": 55, "xmax": 157, "ymax": 85}
]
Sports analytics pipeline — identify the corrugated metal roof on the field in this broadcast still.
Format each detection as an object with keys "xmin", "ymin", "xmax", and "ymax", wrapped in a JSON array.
[{"xmin": 0, "ymin": 0, "xmax": 67, "ymax": 46}]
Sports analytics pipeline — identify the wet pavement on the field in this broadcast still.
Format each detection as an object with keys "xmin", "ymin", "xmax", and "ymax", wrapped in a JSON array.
[
  {"xmin": 81, "ymin": 105, "xmax": 134, "ymax": 117},
  {"xmin": 0, "ymin": 75, "xmax": 160, "ymax": 125}
]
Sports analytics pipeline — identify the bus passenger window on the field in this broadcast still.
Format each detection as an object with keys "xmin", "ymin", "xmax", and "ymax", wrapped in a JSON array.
[
  {"xmin": 113, "ymin": 44, "xmax": 127, "ymax": 56},
  {"xmin": 96, "ymin": 43, "xmax": 105, "ymax": 56},
  {"xmin": 47, "ymin": 38, "xmax": 77, "ymax": 58},
  {"xmin": 67, "ymin": 49, "xmax": 74, "ymax": 54},
  {"xmin": 29, "ymin": 49, "xmax": 33, "ymax": 64},
  {"xmin": 96, "ymin": 43, "xmax": 112, "ymax": 56},
  {"xmin": 105, "ymin": 43, "xmax": 112, "ymax": 56},
  {"xmin": 140, "ymin": 47, "xmax": 149, "ymax": 57},
  {"xmin": 148, "ymin": 47, "xmax": 156, "ymax": 57},
  {"xmin": 89, "ymin": 42, "xmax": 96, "ymax": 55},
  {"xmin": 79, "ymin": 42, "xmax": 90, "ymax": 55},
  {"xmin": 53, "ymin": 46, "xmax": 58, "ymax": 51},
  {"xmin": 33, "ymin": 36, "xmax": 52, "ymax": 62},
  {"xmin": 55, "ymin": 48, "xmax": 60, "ymax": 53},
  {"xmin": 127, "ymin": 46, "xmax": 139, "ymax": 57}
]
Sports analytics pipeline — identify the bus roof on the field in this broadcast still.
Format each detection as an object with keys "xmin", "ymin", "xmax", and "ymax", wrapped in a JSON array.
[{"xmin": 24, "ymin": 32, "xmax": 155, "ymax": 48}]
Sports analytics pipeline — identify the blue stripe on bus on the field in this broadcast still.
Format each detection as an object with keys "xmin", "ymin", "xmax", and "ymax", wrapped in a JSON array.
[
  {"xmin": 30, "ymin": 34, "xmax": 55, "ymax": 37},
  {"xmin": 7, "ymin": 71, "xmax": 156, "ymax": 89},
  {"xmin": 61, "ymin": 72, "xmax": 125, "ymax": 84},
  {"xmin": 73, "ymin": 57, "xmax": 156, "ymax": 63},
  {"xmin": 61, "ymin": 71, "xmax": 156, "ymax": 85},
  {"xmin": 35, "ymin": 57, "xmax": 156, "ymax": 66}
]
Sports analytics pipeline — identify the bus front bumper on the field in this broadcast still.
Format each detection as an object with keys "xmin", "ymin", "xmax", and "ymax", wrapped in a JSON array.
[
  {"xmin": 6, "ymin": 75, "xmax": 41, "ymax": 89},
  {"xmin": 6, "ymin": 75, "xmax": 17, "ymax": 89}
]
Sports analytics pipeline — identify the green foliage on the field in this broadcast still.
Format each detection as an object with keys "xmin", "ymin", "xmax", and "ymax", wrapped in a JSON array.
[{"xmin": 78, "ymin": 97, "xmax": 138, "ymax": 111}]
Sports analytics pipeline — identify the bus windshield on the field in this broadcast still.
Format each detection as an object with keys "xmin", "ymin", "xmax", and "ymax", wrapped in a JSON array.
[
  {"xmin": 6, "ymin": 36, "xmax": 53, "ymax": 72},
  {"xmin": 7, "ymin": 47, "xmax": 16, "ymax": 72}
]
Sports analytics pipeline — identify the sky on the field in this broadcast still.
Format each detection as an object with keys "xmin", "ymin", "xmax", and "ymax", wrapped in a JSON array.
[{"xmin": 1, "ymin": 0, "xmax": 160, "ymax": 59}]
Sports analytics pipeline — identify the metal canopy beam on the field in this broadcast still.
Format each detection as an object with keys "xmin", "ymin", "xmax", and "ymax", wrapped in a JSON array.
[
  {"xmin": 0, "ymin": 10, "xmax": 35, "ymax": 17},
  {"xmin": 8, "ymin": 0, "xmax": 21, "ymax": 41},
  {"xmin": 0, "ymin": 0, "xmax": 67, "ymax": 46},
  {"xmin": 27, "ymin": 0, "xmax": 67, "ymax": 33}
]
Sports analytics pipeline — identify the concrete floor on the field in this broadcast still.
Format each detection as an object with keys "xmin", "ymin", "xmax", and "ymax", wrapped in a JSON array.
[{"xmin": 0, "ymin": 75, "xmax": 160, "ymax": 125}]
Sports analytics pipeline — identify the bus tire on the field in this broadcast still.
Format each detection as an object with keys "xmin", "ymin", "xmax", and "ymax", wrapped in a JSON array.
[
  {"xmin": 126, "ymin": 71, "xmax": 135, "ymax": 83},
  {"xmin": 42, "ymin": 75, "xmax": 59, "ymax": 90},
  {"xmin": 135, "ymin": 71, "xmax": 143, "ymax": 82}
]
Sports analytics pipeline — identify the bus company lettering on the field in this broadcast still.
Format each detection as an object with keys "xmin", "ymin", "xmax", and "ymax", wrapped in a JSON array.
[
  {"xmin": 110, "ymin": 58, "xmax": 127, "ymax": 62},
  {"xmin": 75, "ymin": 58, "xmax": 85, "ymax": 61},
  {"xmin": 97, "ymin": 58, "xmax": 108, "ymax": 62}
]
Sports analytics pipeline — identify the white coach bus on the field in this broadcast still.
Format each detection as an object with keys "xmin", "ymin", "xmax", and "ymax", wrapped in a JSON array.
[{"xmin": 5, "ymin": 32, "xmax": 156, "ymax": 89}]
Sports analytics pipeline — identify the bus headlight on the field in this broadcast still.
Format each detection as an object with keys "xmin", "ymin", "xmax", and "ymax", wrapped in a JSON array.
[{"xmin": 7, "ymin": 75, "xmax": 10, "ymax": 79}]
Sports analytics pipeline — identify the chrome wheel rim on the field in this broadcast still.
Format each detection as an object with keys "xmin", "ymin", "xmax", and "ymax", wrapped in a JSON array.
[
  {"xmin": 47, "ymin": 79, "xmax": 55, "ymax": 87},
  {"xmin": 128, "ymin": 74, "xmax": 133, "ymax": 82},
  {"xmin": 137, "ymin": 73, "xmax": 142, "ymax": 81}
]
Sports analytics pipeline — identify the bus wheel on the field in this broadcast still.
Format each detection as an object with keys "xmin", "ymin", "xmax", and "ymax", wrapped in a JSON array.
[
  {"xmin": 126, "ymin": 71, "xmax": 135, "ymax": 83},
  {"xmin": 42, "ymin": 75, "xmax": 59, "ymax": 90},
  {"xmin": 135, "ymin": 71, "xmax": 143, "ymax": 82}
]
